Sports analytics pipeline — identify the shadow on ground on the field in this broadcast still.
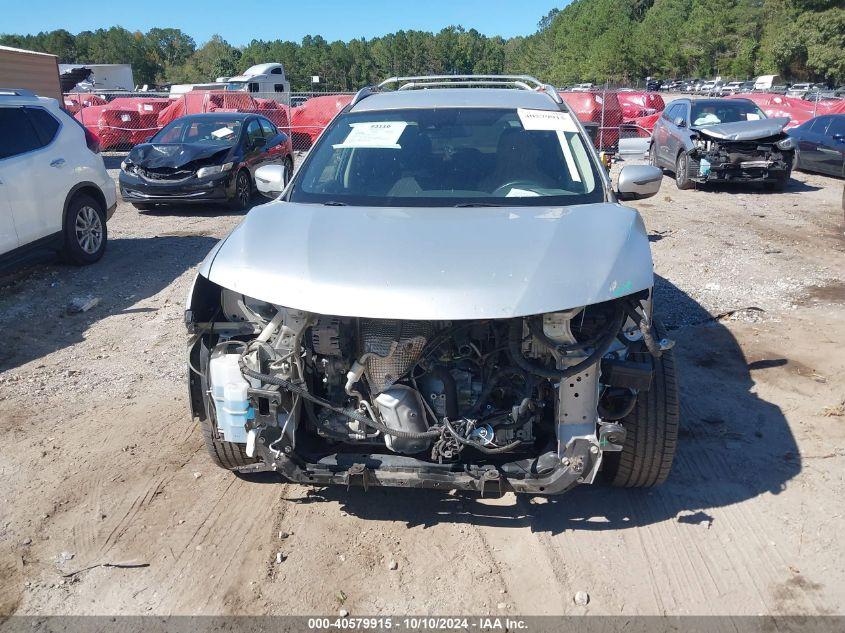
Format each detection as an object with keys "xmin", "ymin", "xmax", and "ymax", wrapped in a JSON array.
[
  {"xmin": 0, "ymin": 235, "xmax": 216, "ymax": 372},
  {"xmin": 285, "ymin": 276, "xmax": 800, "ymax": 533}
]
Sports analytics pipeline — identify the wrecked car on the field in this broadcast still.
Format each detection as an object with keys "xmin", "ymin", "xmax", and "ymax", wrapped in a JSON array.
[
  {"xmin": 650, "ymin": 98, "xmax": 795, "ymax": 190},
  {"xmin": 119, "ymin": 113, "xmax": 293, "ymax": 210},
  {"xmin": 185, "ymin": 75, "xmax": 678, "ymax": 495}
]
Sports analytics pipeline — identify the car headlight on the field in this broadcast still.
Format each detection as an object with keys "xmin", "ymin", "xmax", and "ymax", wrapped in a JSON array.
[
  {"xmin": 776, "ymin": 137, "xmax": 795, "ymax": 151},
  {"xmin": 196, "ymin": 162, "xmax": 234, "ymax": 178},
  {"xmin": 120, "ymin": 160, "xmax": 131, "ymax": 171}
]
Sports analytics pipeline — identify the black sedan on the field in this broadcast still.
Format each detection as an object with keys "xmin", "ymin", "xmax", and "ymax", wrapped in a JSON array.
[
  {"xmin": 789, "ymin": 114, "xmax": 845, "ymax": 178},
  {"xmin": 119, "ymin": 113, "xmax": 294, "ymax": 210}
]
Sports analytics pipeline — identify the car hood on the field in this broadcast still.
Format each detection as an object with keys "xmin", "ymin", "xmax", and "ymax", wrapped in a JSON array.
[
  {"xmin": 128, "ymin": 143, "xmax": 233, "ymax": 168},
  {"xmin": 692, "ymin": 117, "xmax": 789, "ymax": 141},
  {"xmin": 200, "ymin": 201, "xmax": 653, "ymax": 320}
]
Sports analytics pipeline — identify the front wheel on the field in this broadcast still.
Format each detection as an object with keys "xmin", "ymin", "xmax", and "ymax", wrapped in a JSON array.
[
  {"xmin": 604, "ymin": 323, "xmax": 680, "ymax": 488},
  {"xmin": 675, "ymin": 152, "xmax": 694, "ymax": 190},
  {"xmin": 648, "ymin": 142, "xmax": 661, "ymax": 170},
  {"xmin": 229, "ymin": 170, "xmax": 252, "ymax": 211},
  {"xmin": 62, "ymin": 194, "xmax": 107, "ymax": 265}
]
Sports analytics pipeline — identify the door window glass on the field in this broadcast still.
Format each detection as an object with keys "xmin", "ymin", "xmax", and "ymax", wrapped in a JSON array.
[
  {"xmin": 246, "ymin": 120, "xmax": 263, "ymax": 147},
  {"xmin": 25, "ymin": 108, "xmax": 60, "ymax": 145},
  {"xmin": 259, "ymin": 118, "xmax": 277, "ymax": 138},
  {"xmin": 0, "ymin": 107, "xmax": 43, "ymax": 159}
]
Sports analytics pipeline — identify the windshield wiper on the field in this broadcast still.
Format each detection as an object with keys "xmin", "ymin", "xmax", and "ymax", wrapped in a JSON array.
[
  {"xmin": 323, "ymin": 201, "xmax": 348, "ymax": 206},
  {"xmin": 453, "ymin": 202, "xmax": 506, "ymax": 207}
]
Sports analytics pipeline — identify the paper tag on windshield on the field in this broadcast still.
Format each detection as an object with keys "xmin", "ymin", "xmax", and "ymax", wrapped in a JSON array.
[
  {"xmin": 747, "ymin": 113, "xmax": 760, "ymax": 121},
  {"xmin": 506, "ymin": 188, "xmax": 541, "ymax": 198},
  {"xmin": 211, "ymin": 127, "xmax": 235, "ymax": 139},
  {"xmin": 518, "ymin": 109, "xmax": 578, "ymax": 133},
  {"xmin": 334, "ymin": 121, "xmax": 407, "ymax": 149}
]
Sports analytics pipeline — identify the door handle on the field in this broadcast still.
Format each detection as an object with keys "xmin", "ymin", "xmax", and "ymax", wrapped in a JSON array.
[{"xmin": 50, "ymin": 158, "xmax": 66, "ymax": 168}]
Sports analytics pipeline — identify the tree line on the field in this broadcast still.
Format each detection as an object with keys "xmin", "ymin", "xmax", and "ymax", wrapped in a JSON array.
[{"xmin": 1, "ymin": 0, "xmax": 842, "ymax": 91}]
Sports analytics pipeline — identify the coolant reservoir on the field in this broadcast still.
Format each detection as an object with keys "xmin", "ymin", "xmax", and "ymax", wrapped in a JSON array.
[{"xmin": 209, "ymin": 353, "xmax": 252, "ymax": 443}]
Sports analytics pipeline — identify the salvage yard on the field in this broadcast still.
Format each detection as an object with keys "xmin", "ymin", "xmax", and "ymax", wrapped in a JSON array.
[{"xmin": 1, "ymin": 160, "xmax": 844, "ymax": 616}]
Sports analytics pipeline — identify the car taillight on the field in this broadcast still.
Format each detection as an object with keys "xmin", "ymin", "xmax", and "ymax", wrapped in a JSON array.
[{"xmin": 84, "ymin": 128, "xmax": 101, "ymax": 153}]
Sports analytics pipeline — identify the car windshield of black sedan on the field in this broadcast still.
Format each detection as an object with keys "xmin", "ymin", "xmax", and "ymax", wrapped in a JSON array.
[
  {"xmin": 152, "ymin": 117, "xmax": 243, "ymax": 145},
  {"xmin": 691, "ymin": 101, "xmax": 766, "ymax": 127},
  {"xmin": 289, "ymin": 108, "xmax": 603, "ymax": 207}
]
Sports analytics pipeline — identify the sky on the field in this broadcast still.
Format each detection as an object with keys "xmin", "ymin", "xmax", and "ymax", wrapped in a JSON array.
[{"xmin": 1, "ymin": 0, "xmax": 564, "ymax": 44}]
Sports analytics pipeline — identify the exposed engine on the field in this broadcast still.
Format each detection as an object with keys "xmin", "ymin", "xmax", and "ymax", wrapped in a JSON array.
[
  {"xmin": 194, "ymin": 286, "xmax": 660, "ymax": 488},
  {"xmin": 689, "ymin": 133, "xmax": 794, "ymax": 184}
]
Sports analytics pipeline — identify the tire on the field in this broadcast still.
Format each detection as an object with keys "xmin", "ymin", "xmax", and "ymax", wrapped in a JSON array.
[
  {"xmin": 674, "ymin": 152, "xmax": 694, "ymax": 190},
  {"xmin": 648, "ymin": 142, "xmax": 661, "ymax": 170},
  {"xmin": 229, "ymin": 170, "xmax": 252, "ymax": 211},
  {"xmin": 132, "ymin": 203, "xmax": 153, "ymax": 211},
  {"xmin": 199, "ymin": 412, "xmax": 257, "ymax": 470},
  {"xmin": 605, "ymin": 323, "xmax": 680, "ymax": 488},
  {"xmin": 62, "ymin": 194, "xmax": 107, "ymax": 265}
]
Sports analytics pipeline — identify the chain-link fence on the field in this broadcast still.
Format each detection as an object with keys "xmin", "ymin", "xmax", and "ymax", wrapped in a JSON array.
[
  {"xmin": 65, "ymin": 87, "xmax": 644, "ymax": 155},
  {"xmin": 64, "ymin": 90, "xmax": 356, "ymax": 152},
  {"xmin": 66, "ymin": 84, "xmax": 834, "ymax": 156}
]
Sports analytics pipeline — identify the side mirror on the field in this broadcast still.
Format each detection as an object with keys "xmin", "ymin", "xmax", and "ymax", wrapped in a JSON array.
[
  {"xmin": 250, "ymin": 136, "xmax": 266, "ymax": 150},
  {"xmin": 616, "ymin": 165, "xmax": 663, "ymax": 201},
  {"xmin": 255, "ymin": 164, "xmax": 286, "ymax": 198},
  {"xmin": 833, "ymin": 133, "xmax": 844, "ymax": 143},
  {"xmin": 673, "ymin": 117, "xmax": 686, "ymax": 128}
]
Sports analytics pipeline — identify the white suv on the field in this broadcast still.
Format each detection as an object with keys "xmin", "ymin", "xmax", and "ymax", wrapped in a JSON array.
[{"xmin": 0, "ymin": 89, "xmax": 116, "ymax": 266}]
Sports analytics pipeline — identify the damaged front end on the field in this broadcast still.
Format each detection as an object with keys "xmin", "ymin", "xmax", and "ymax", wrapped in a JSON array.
[
  {"xmin": 688, "ymin": 119, "xmax": 795, "ymax": 184},
  {"xmin": 186, "ymin": 277, "xmax": 669, "ymax": 496}
]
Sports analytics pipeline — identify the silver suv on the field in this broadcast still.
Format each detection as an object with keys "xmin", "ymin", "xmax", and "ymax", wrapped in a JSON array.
[{"xmin": 185, "ymin": 75, "xmax": 677, "ymax": 495}]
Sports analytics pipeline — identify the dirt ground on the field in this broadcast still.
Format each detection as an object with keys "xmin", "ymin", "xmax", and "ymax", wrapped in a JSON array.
[{"xmin": 1, "ymin": 154, "xmax": 843, "ymax": 617}]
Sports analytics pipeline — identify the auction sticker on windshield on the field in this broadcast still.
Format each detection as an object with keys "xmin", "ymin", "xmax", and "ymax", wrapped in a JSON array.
[
  {"xmin": 333, "ymin": 121, "xmax": 408, "ymax": 149},
  {"xmin": 212, "ymin": 127, "xmax": 236, "ymax": 139},
  {"xmin": 517, "ymin": 108, "xmax": 578, "ymax": 132}
]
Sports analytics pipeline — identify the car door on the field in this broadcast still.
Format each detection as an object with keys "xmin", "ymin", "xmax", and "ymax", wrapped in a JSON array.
[
  {"xmin": 654, "ymin": 105, "xmax": 679, "ymax": 166},
  {"xmin": 259, "ymin": 118, "xmax": 284, "ymax": 166},
  {"xmin": 817, "ymin": 116, "xmax": 845, "ymax": 177},
  {"xmin": 0, "ymin": 106, "xmax": 72, "ymax": 247},
  {"xmin": 668, "ymin": 101, "xmax": 691, "ymax": 161},
  {"xmin": 798, "ymin": 116, "xmax": 830, "ymax": 173},
  {"xmin": 242, "ymin": 118, "xmax": 266, "ymax": 175}
]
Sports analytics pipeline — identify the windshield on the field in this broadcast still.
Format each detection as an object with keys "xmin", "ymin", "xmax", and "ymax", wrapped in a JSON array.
[
  {"xmin": 288, "ymin": 108, "xmax": 603, "ymax": 207},
  {"xmin": 152, "ymin": 117, "xmax": 242, "ymax": 145},
  {"xmin": 225, "ymin": 82, "xmax": 248, "ymax": 92},
  {"xmin": 691, "ymin": 101, "xmax": 766, "ymax": 127}
]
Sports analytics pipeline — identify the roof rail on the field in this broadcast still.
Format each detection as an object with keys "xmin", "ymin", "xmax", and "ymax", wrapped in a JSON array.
[
  {"xmin": 350, "ymin": 85, "xmax": 379, "ymax": 107},
  {"xmin": 377, "ymin": 75, "xmax": 562, "ymax": 105},
  {"xmin": 0, "ymin": 88, "xmax": 36, "ymax": 97}
]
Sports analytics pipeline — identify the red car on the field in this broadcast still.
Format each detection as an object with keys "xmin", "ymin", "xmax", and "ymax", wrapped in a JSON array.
[
  {"xmin": 62, "ymin": 93, "xmax": 107, "ymax": 116},
  {"xmin": 290, "ymin": 94, "xmax": 353, "ymax": 150},
  {"xmin": 559, "ymin": 90, "xmax": 623, "ymax": 151},
  {"xmin": 75, "ymin": 97, "xmax": 171, "ymax": 150},
  {"xmin": 617, "ymin": 91, "xmax": 666, "ymax": 121},
  {"xmin": 158, "ymin": 92, "xmax": 291, "ymax": 135}
]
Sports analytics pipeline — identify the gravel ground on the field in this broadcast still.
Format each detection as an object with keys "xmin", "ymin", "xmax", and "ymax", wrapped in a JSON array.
[{"xmin": 0, "ymin": 157, "xmax": 843, "ymax": 616}]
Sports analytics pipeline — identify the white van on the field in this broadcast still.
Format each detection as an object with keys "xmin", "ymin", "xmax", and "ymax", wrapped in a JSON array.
[
  {"xmin": 753, "ymin": 75, "xmax": 779, "ymax": 91},
  {"xmin": 224, "ymin": 64, "xmax": 291, "ymax": 104}
]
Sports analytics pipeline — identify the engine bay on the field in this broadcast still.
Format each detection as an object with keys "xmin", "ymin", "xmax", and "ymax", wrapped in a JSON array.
[
  {"xmin": 689, "ymin": 133, "xmax": 794, "ymax": 183},
  {"xmin": 186, "ymin": 278, "xmax": 662, "ymax": 493}
]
